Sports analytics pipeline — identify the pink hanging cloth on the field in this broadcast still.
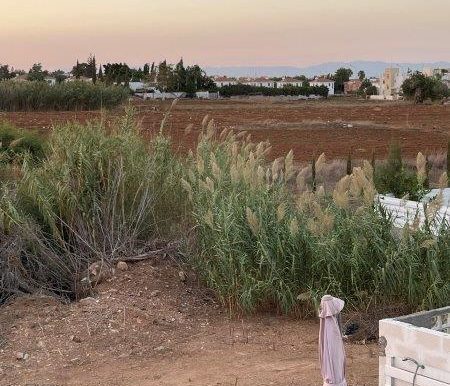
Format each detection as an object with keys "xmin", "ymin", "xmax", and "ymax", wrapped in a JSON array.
[{"xmin": 319, "ymin": 295, "xmax": 347, "ymax": 386}]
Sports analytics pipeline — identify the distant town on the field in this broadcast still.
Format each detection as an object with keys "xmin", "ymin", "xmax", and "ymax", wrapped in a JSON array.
[{"xmin": 1, "ymin": 58, "xmax": 449, "ymax": 102}]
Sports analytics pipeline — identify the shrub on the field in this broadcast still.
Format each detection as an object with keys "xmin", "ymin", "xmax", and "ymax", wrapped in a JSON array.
[
  {"xmin": 374, "ymin": 141, "xmax": 421, "ymax": 199},
  {"xmin": 401, "ymin": 72, "xmax": 447, "ymax": 103},
  {"xmin": 0, "ymin": 80, "xmax": 129, "ymax": 111},
  {"xmin": 0, "ymin": 121, "xmax": 46, "ymax": 163},
  {"xmin": 0, "ymin": 108, "xmax": 186, "ymax": 301},
  {"xmin": 219, "ymin": 84, "xmax": 329, "ymax": 98}
]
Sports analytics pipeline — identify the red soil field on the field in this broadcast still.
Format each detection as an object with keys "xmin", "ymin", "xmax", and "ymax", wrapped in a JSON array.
[{"xmin": 1, "ymin": 98, "xmax": 449, "ymax": 161}]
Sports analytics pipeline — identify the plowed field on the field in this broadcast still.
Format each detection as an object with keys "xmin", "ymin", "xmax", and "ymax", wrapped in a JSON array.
[{"xmin": 1, "ymin": 98, "xmax": 449, "ymax": 161}]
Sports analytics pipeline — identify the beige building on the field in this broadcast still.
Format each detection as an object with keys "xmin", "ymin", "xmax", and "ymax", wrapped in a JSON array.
[{"xmin": 379, "ymin": 68, "xmax": 405, "ymax": 98}]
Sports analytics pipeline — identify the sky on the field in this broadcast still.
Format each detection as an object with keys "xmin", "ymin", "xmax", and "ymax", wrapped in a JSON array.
[{"xmin": 2, "ymin": 0, "xmax": 450, "ymax": 71}]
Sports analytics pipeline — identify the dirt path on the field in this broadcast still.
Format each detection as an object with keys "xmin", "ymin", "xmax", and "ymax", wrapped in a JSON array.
[{"xmin": 0, "ymin": 258, "xmax": 378, "ymax": 386}]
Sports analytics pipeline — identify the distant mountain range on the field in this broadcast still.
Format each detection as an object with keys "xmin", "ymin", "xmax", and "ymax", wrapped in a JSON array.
[{"xmin": 205, "ymin": 61, "xmax": 450, "ymax": 78}]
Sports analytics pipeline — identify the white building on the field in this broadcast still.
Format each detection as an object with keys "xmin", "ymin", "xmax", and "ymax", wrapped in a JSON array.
[
  {"xmin": 44, "ymin": 77, "xmax": 57, "ymax": 86},
  {"xmin": 243, "ymin": 77, "xmax": 276, "ymax": 88},
  {"xmin": 309, "ymin": 78, "xmax": 335, "ymax": 95},
  {"xmin": 213, "ymin": 76, "xmax": 238, "ymax": 87},
  {"xmin": 278, "ymin": 77, "xmax": 305, "ymax": 88}
]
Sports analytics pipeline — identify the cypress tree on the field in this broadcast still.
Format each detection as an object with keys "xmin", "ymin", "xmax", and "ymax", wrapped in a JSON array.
[
  {"xmin": 346, "ymin": 151, "xmax": 352, "ymax": 175},
  {"xmin": 311, "ymin": 155, "xmax": 316, "ymax": 192}
]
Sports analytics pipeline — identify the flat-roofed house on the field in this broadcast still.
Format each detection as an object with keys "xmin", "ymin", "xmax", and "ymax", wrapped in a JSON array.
[
  {"xmin": 309, "ymin": 77, "xmax": 335, "ymax": 95},
  {"xmin": 243, "ymin": 77, "xmax": 276, "ymax": 88},
  {"xmin": 213, "ymin": 76, "xmax": 238, "ymax": 87},
  {"xmin": 278, "ymin": 77, "xmax": 305, "ymax": 88}
]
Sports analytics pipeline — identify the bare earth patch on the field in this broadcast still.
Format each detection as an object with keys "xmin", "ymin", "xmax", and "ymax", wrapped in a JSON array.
[{"xmin": 0, "ymin": 258, "xmax": 378, "ymax": 386}]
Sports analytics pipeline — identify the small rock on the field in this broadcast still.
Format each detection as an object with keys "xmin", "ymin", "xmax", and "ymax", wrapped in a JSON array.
[
  {"xmin": 79, "ymin": 297, "xmax": 97, "ymax": 306},
  {"xmin": 154, "ymin": 345, "xmax": 166, "ymax": 352},
  {"xmin": 116, "ymin": 261, "xmax": 128, "ymax": 271},
  {"xmin": 150, "ymin": 290, "xmax": 161, "ymax": 297},
  {"xmin": 178, "ymin": 271, "xmax": 187, "ymax": 282},
  {"xmin": 70, "ymin": 335, "xmax": 82, "ymax": 343},
  {"xmin": 15, "ymin": 352, "xmax": 29, "ymax": 361}
]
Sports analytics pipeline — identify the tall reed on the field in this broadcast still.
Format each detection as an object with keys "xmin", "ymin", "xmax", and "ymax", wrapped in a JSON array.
[
  {"xmin": 183, "ymin": 121, "xmax": 450, "ymax": 314},
  {"xmin": 0, "ymin": 80, "xmax": 129, "ymax": 111}
]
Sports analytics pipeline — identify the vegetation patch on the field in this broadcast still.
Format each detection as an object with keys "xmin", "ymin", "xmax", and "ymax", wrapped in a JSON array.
[{"xmin": 0, "ymin": 80, "xmax": 129, "ymax": 111}]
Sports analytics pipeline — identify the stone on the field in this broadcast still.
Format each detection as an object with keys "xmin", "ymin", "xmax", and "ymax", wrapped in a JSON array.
[
  {"xmin": 178, "ymin": 271, "xmax": 187, "ymax": 282},
  {"xmin": 79, "ymin": 297, "xmax": 97, "ymax": 306},
  {"xmin": 15, "ymin": 352, "xmax": 29, "ymax": 360},
  {"xmin": 150, "ymin": 290, "xmax": 161, "ymax": 297},
  {"xmin": 116, "ymin": 261, "xmax": 128, "ymax": 271},
  {"xmin": 154, "ymin": 345, "xmax": 166, "ymax": 352},
  {"xmin": 70, "ymin": 335, "xmax": 82, "ymax": 343}
]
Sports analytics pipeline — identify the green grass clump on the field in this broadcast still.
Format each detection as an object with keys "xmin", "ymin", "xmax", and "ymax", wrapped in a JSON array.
[
  {"xmin": 0, "ymin": 121, "xmax": 46, "ymax": 162},
  {"xmin": 0, "ymin": 80, "xmax": 129, "ymax": 111}
]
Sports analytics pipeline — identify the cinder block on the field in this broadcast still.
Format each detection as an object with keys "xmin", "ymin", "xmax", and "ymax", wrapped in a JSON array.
[{"xmin": 414, "ymin": 328, "xmax": 443, "ymax": 351}]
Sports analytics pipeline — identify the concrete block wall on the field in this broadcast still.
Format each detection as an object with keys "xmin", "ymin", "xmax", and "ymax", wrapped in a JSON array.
[{"xmin": 379, "ymin": 308, "xmax": 450, "ymax": 386}]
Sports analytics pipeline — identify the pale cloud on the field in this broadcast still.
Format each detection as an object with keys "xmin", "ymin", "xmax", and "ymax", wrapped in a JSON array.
[{"xmin": 1, "ymin": 0, "xmax": 449, "ymax": 70}]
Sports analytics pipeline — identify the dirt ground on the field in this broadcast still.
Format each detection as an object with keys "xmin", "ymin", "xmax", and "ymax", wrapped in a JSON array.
[
  {"xmin": 0, "ymin": 257, "xmax": 379, "ymax": 386},
  {"xmin": 1, "ymin": 98, "xmax": 449, "ymax": 162}
]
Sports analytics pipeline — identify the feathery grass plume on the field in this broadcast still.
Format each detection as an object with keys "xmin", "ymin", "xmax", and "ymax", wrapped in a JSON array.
[
  {"xmin": 205, "ymin": 177, "xmax": 215, "ymax": 193},
  {"xmin": 333, "ymin": 175, "xmax": 350, "ymax": 209},
  {"xmin": 321, "ymin": 210, "xmax": 335, "ymax": 233},
  {"xmin": 160, "ymin": 99, "xmax": 179, "ymax": 134},
  {"xmin": 246, "ymin": 207, "xmax": 260, "ymax": 236},
  {"xmin": 416, "ymin": 152, "xmax": 427, "ymax": 186},
  {"xmin": 231, "ymin": 142, "xmax": 239, "ymax": 158},
  {"xmin": 236, "ymin": 130, "xmax": 248, "ymax": 139},
  {"xmin": 184, "ymin": 123, "xmax": 194, "ymax": 135},
  {"xmin": 256, "ymin": 165, "xmax": 265, "ymax": 185},
  {"xmin": 315, "ymin": 152, "xmax": 326, "ymax": 174},
  {"xmin": 201, "ymin": 115, "xmax": 210, "ymax": 131},
  {"xmin": 421, "ymin": 238, "xmax": 436, "ymax": 249},
  {"xmin": 230, "ymin": 164, "xmax": 240, "ymax": 183},
  {"xmin": 205, "ymin": 119, "xmax": 215, "ymax": 140},
  {"xmin": 296, "ymin": 191, "xmax": 314, "ymax": 212},
  {"xmin": 284, "ymin": 150, "xmax": 295, "ymax": 181},
  {"xmin": 188, "ymin": 169, "xmax": 196, "ymax": 183},
  {"xmin": 219, "ymin": 127, "xmax": 229, "ymax": 141},
  {"xmin": 204, "ymin": 209, "xmax": 214, "ymax": 228},
  {"xmin": 262, "ymin": 145, "xmax": 272, "ymax": 158},
  {"xmin": 271, "ymin": 157, "xmax": 283, "ymax": 182},
  {"xmin": 363, "ymin": 160, "xmax": 374, "ymax": 181},
  {"xmin": 288, "ymin": 217, "xmax": 299, "ymax": 237},
  {"xmin": 439, "ymin": 172, "xmax": 448, "ymax": 189},
  {"xmin": 296, "ymin": 166, "xmax": 309, "ymax": 191},
  {"xmin": 363, "ymin": 183, "xmax": 376, "ymax": 206},
  {"xmin": 276, "ymin": 203, "xmax": 286, "ymax": 223},
  {"xmin": 255, "ymin": 141, "xmax": 265, "ymax": 158},
  {"xmin": 181, "ymin": 178, "xmax": 193, "ymax": 201},
  {"xmin": 316, "ymin": 185, "xmax": 325, "ymax": 198},
  {"xmin": 425, "ymin": 192, "xmax": 443, "ymax": 224},
  {"xmin": 196, "ymin": 155, "xmax": 205, "ymax": 174},
  {"xmin": 265, "ymin": 168, "xmax": 271, "ymax": 185}
]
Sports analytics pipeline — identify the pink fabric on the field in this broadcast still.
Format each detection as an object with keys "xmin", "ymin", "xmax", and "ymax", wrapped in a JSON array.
[{"xmin": 319, "ymin": 295, "xmax": 347, "ymax": 386}]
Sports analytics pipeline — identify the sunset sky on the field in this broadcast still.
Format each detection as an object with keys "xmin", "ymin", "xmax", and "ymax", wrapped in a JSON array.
[{"xmin": 2, "ymin": 0, "xmax": 450, "ymax": 70}]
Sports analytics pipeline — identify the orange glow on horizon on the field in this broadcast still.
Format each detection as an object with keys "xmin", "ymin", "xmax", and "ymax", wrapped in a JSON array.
[{"xmin": 1, "ymin": 0, "xmax": 450, "ymax": 70}]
